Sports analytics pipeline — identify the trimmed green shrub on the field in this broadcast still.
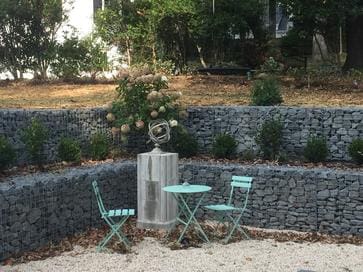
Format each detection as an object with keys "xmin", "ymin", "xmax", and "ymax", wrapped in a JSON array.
[
  {"xmin": 240, "ymin": 148, "xmax": 255, "ymax": 161},
  {"xmin": 21, "ymin": 118, "xmax": 48, "ymax": 166},
  {"xmin": 212, "ymin": 133, "xmax": 237, "ymax": 159},
  {"xmin": 277, "ymin": 152, "xmax": 289, "ymax": 163},
  {"xmin": 0, "ymin": 136, "xmax": 16, "ymax": 170},
  {"xmin": 250, "ymin": 77, "xmax": 283, "ymax": 106},
  {"xmin": 256, "ymin": 119, "xmax": 283, "ymax": 160},
  {"xmin": 90, "ymin": 133, "xmax": 109, "ymax": 160},
  {"xmin": 304, "ymin": 136, "xmax": 328, "ymax": 163},
  {"xmin": 58, "ymin": 137, "xmax": 81, "ymax": 163},
  {"xmin": 260, "ymin": 57, "xmax": 282, "ymax": 75},
  {"xmin": 169, "ymin": 126, "xmax": 198, "ymax": 158},
  {"xmin": 348, "ymin": 139, "xmax": 363, "ymax": 165}
]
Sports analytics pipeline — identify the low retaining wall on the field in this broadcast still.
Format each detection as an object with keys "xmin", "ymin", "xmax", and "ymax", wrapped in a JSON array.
[
  {"xmin": 0, "ymin": 161, "xmax": 136, "ymax": 260},
  {"xmin": 181, "ymin": 162, "xmax": 363, "ymax": 236},
  {"xmin": 184, "ymin": 106, "xmax": 363, "ymax": 161},
  {"xmin": 1, "ymin": 106, "xmax": 363, "ymax": 165},
  {"xmin": 0, "ymin": 108, "xmax": 109, "ymax": 164},
  {"xmin": 0, "ymin": 160, "xmax": 362, "ymax": 260}
]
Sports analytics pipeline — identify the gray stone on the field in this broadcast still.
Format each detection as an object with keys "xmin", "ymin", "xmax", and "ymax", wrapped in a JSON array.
[{"xmin": 27, "ymin": 208, "xmax": 41, "ymax": 224}]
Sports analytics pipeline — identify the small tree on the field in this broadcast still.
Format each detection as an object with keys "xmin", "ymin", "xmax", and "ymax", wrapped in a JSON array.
[
  {"xmin": 21, "ymin": 118, "xmax": 48, "ymax": 167},
  {"xmin": 0, "ymin": 136, "xmax": 16, "ymax": 171},
  {"xmin": 212, "ymin": 133, "xmax": 238, "ymax": 159},
  {"xmin": 250, "ymin": 77, "xmax": 283, "ymax": 106},
  {"xmin": 304, "ymin": 136, "xmax": 329, "ymax": 163},
  {"xmin": 81, "ymin": 36, "xmax": 109, "ymax": 80},
  {"xmin": 51, "ymin": 36, "xmax": 89, "ymax": 81},
  {"xmin": 256, "ymin": 119, "xmax": 283, "ymax": 160}
]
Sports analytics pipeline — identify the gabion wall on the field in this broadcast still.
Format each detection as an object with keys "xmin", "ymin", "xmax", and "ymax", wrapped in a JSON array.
[
  {"xmin": 184, "ymin": 106, "xmax": 363, "ymax": 161},
  {"xmin": 0, "ymin": 108, "xmax": 109, "ymax": 165},
  {"xmin": 0, "ymin": 161, "xmax": 136, "ymax": 260},
  {"xmin": 180, "ymin": 162, "xmax": 363, "ymax": 236},
  {"xmin": 1, "ymin": 106, "xmax": 363, "ymax": 165},
  {"xmin": 1, "ymin": 160, "xmax": 362, "ymax": 260}
]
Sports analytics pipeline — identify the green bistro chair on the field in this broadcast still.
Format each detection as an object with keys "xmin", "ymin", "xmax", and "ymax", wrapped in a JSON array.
[
  {"xmin": 205, "ymin": 175, "xmax": 253, "ymax": 243},
  {"xmin": 92, "ymin": 180, "xmax": 135, "ymax": 252}
]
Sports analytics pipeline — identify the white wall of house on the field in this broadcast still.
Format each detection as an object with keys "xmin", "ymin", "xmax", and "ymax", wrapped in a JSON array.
[{"xmin": 58, "ymin": 0, "xmax": 95, "ymax": 40}]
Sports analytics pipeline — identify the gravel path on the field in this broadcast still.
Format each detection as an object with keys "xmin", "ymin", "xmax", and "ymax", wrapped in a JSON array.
[{"xmin": 3, "ymin": 238, "xmax": 362, "ymax": 272}]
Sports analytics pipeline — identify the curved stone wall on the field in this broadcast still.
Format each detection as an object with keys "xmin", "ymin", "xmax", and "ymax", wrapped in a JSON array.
[
  {"xmin": 0, "ymin": 160, "xmax": 362, "ymax": 260},
  {"xmin": 0, "ymin": 161, "xmax": 136, "ymax": 260}
]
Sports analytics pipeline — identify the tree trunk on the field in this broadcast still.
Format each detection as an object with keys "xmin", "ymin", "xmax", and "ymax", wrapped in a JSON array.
[
  {"xmin": 196, "ymin": 45, "xmax": 207, "ymax": 68},
  {"xmin": 269, "ymin": 0, "xmax": 276, "ymax": 38},
  {"xmin": 343, "ymin": 15, "xmax": 363, "ymax": 70},
  {"xmin": 11, "ymin": 70, "xmax": 18, "ymax": 80},
  {"xmin": 125, "ymin": 38, "xmax": 132, "ymax": 66}
]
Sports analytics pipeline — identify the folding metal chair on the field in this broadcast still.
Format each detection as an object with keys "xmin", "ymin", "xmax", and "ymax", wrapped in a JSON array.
[
  {"xmin": 205, "ymin": 175, "xmax": 253, "ymax": 243},
  {"xmin": 92, "ymin": 180, "xmax": 135, "ymax": 252}
]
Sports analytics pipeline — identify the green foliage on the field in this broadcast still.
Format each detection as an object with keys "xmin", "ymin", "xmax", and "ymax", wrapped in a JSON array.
[
  {"xmin": 0, "ymin": 0, "xmax": 33, "ymax": 79},
  {"xmin": 21, "ymin": 118, "xmax": 48, "ymax": 166},
  {"xmin": 169, "ymin": 126, "xmax": 198, "ymax": 158},
  {"xmin": 256, "ymin": 119, "xmax": 283, "ymax": 160},
  {"xmin": 281, "ymin": 0, "xmax": 363, "ymax": 70},
  {"xmin": 109, "ymin": 71, "xmax": 182, "ymax": 137},
  {"xmin": 240, "ymin": 148, "xmax": 255, "ymax": 161},
  {"xmin": 348, "ymin": 139, "xmax": 363, "ymax": 164},
  {"xmin": 280, "ymin": 28, "xmax": 312, "ymax": 66},
  {"xmin": 0, "ymin": 0, "xmax": 64, "ymax": 79},
  {"xmin": 260, "ymin": 57, "xmax": 282, "ymax": 74},
  {"xmin": 81, "ymin": 36, "xmax": 109, "ymax": 80},
  {"xmin": 95, "ymin": 0, "xmax": 267, "ymax": 69},
  {"xmin": 251, "ymin": 77, "xmax": 283, "ymax": 106},
  {"xmin": 212, "ymin": 133, "xmax": 237, "ymax": 159},
  {"xmin": 303, "ymin": 136, "xmax": 329, "ymax": 163},
  {"xmin": 0, "ymin": 136, "xmax": 16, "ymax": 170},
  {"xmin": 57, "ymin": 137, "xmax": 81, "ymax": 163},
  {"xmin": 152, "ymin": 60, "xmax": 176, "ymax": 75},
  {"xmin": 51, "ymin": 36, "xmax": 89, "ymax": 80},
  {"xmin": 90, "ymin": 133, "xmax": 109, "ymax": 160},
  {"xmin": 51, "ymin": 35, "xmax": 108, "ymax": 81}
]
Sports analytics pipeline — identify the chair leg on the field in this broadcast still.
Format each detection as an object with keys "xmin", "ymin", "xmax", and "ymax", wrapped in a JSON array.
[
  {"xmin": 97, "ymin": 216, "xmax": 130, "ymax": 251},
  {"xmin": 224, "ymin": 213, "xmax": 249, "ymax": 243}
]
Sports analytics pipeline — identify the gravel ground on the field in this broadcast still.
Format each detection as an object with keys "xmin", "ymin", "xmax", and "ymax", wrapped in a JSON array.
[{"xmin": 3, "ymin": 238, "xmax": 362, "ymax": 272}]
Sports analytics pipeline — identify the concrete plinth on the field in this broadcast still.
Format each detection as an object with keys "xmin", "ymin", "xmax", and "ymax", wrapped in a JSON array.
[{"xmin": 137, "ymin": 151, "xmax": 178, "ymax": 229}]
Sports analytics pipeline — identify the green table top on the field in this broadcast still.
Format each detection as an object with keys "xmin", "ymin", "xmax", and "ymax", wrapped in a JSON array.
[{"xmin": 162, "ymin": 184, "xmax": 211, "ymax": 194}]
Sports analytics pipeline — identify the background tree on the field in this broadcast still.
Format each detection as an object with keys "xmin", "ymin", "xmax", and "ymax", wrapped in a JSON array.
[
  {"xmin": 0, "ymin": 0, "xmax": 65, "ymax": 80},
  {"xmin": 0, "ymin": 0, "xmax": 34, "ymax": 79},
  {"xmin": 94, "ymin": 0, "xmax": 267, "ymax": 69},
  {"xmin": 30, "ymin": 0, "xmax": 64, "ymax": 79},
  {"xmin": 281, "ymin": 0, "xmax": 363, "ymax": 70}
]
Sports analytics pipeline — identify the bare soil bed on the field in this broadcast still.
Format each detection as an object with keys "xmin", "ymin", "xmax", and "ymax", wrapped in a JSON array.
[{"xmin": 0, "ymin": 75, "xmax": 362, "ymax": 109}]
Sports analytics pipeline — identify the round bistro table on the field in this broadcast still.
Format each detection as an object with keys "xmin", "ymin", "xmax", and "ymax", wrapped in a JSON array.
[{"xmin": 162, "ymin": 184, "xmax": 211, "ymax": 244}]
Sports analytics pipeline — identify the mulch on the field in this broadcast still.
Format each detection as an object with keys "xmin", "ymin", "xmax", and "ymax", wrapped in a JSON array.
[
  {"xmin": 2, "ymin": 219, "xmax": 362, "ymax": 266},
  {"xmin": 1, "ymin": 155, "xmax": 362, "ymax": 182}
]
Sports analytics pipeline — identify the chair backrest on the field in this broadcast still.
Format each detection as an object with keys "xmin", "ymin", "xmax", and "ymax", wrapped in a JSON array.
[
  {"xmin": 227, "ymin": 175, "xmax": 253, "ymax": 208},
  {"xmin": 92, "ymin": 180, "xmax": 107, "ymax": 215}
]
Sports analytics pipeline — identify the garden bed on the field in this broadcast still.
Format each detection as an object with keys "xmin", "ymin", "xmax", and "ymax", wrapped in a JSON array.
[
  {"xmin": 0, "ymin": 75, "xmax": 362, "ymax": 109},
  {"xmin": 1, "ymin": 155, "xmax": 362, "ymax": 181}
]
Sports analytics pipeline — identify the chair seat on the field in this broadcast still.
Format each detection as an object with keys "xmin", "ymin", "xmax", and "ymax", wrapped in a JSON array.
[
  {"xmin": 107, "ymin": 208, "xmax": 135, "ymax": 217},
  {"xmin": 204, "ymin": 204, "xmax": 239, "ymax": 211}
]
